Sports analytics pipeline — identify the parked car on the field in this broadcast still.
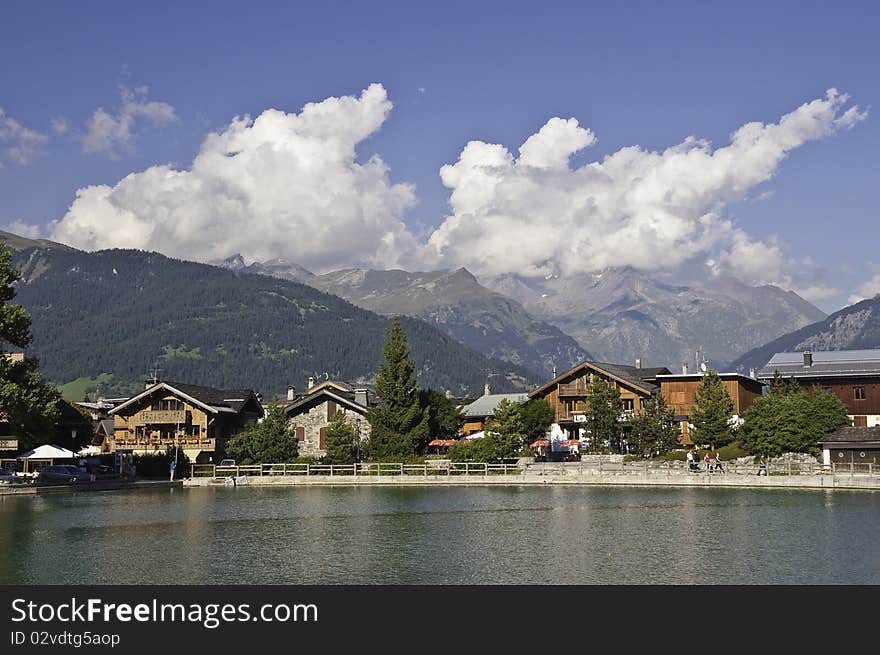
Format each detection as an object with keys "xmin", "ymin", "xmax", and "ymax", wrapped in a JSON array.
[
  {"xmin": 37, "ymin": 465, "xmax": 93, "ymax": 484},
  {"xmin": 0, "ymin": 468, "xmax": 16, "ymax": 484},
  {"xmin": 218, "ymin": 459, "xmax": 236, "ymax": 467}
]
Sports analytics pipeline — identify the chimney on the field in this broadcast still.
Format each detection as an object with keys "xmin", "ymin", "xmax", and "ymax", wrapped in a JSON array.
[
  {"xmin": 682, "ymin": 363, "xmax": 689, "ymax": 375},
  {"xmin": 552, "ymin": 366, "xmax": 557, "ymax": 380},
  {"xmin": 635, "ymin": 358, "xmax": 641, "ymax": 369},
  {"xmin": 354, "ymin": 388, "xmax": 369, "ymax": 407},
  {"xmin": 803, "ymin": 351, "xmax": 813, "ymax": 368},
  {"xmin": 287, "ymin": 385, "xmax": 296, "ymax": 402},
  {"xmin": 484, "ymin": 382, "xmax": 491, "ymax": 396},
  {"xmin": 749, "ymin": 368, "xmax": 756, "ymax": 380},
  {"xmin": 307, "ymin": 376, "xmax": 315, "ymax": 390}
]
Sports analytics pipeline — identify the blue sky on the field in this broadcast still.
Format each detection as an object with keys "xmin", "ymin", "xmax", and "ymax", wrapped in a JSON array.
[{"xmin": 1, "ymin": 0, "xmax": 877, "ymax": 312}]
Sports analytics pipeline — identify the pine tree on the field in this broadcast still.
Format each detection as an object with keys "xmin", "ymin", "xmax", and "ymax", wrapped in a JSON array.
[
  {"xmin": 0, "ymin": 244, "xmax": 61, "ymax": 449},
  {"xmin": 627, "ymin": 394, "xmax": 681, "ymax": 458},
  {"xmin": 584, "ymin": 376, "xmax": 622, "ymax": 453},
  {"xmin": 365, "ymin": 317, "xmax": 428, "ymax": 459},
  {"xmin": 487, "ymin": 398, "xmax": 528, "ymax": 458},
  {"xmin": 419, "ymin": 389, "xmax": 465, "ymax": 440},
  {"xmin": 323, "ymin": 410, "xmax": 356, "ymax": 464},
  {"xmin": 690, "ymin": 370, "xmax": 735, "ymax": 449}
]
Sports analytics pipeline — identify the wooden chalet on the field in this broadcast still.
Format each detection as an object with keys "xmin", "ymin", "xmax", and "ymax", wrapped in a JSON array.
[
  {"xmin": 108, "ymin": 381, "xmax": 264, "ymax": 463},
  {"xmin": 528, "ymin": 360, "xmax": 671, "ymax": 442}
]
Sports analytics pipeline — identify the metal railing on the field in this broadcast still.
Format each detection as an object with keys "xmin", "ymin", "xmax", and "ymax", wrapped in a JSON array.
[
  {"xmin": 192, "ymin": 461, "xmax": 522, "ymax": 478},
  {"xmin": 523, "ymin": 459, "xmax": 878, "ymax": 477}
]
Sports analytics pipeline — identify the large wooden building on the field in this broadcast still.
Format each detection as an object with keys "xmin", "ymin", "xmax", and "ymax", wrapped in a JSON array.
[
  {"xmin": 528, "ymin": 360, "xmax": 671, "ymax": 444},
  {"xmin": 108, "ymin": 381, "xmax": 264, "ymax": 463},
  {"xmin": 758, "ymin": 349, "xmax": 880, "ymax": 428},
  {"xmin": 656, "ymin": 372, "xmax": 765, "ymax": 445}
]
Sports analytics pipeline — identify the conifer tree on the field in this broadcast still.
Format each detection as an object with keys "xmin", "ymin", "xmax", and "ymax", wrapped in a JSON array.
[
  {"xmin": 0, "ymin": 244, "xmax": 61, "ymax": 448},
  {"xmin": 487, "ymin": 398, "xmax": 528, "ymax": 457},
  {"xmin": 323, "ymin": 409, "xmax": 356, "ymax": 464},
  {"xmin": 584, "ymin": 376, "xmax": 622, "ymax": 453},
  {"xmin": 690, "ymin": 370, "xmax": 735, "ymax": 449},
  {"xmin": 365, "ymin": 317, "xmax": 428, "ymax": 458}
]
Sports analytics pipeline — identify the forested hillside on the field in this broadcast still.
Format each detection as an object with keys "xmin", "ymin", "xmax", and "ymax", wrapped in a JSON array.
[{"xmin": 6, "ymin": 244, "xmax": 539, "ymax": 398}]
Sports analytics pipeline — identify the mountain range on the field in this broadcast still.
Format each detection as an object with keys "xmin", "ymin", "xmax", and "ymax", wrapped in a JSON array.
[
  {"xmin": 1, "ymin": 232, "xmax": 540, "ymax": 399},
  {"xmin": 222, "ymin": 253, "xmax": 827, "ymax": 371},
  {"xmin": 729, "ymin": 295, "xmax": 880, "ymax": 372},
  {"xmin": 218, "ymin": 255, "xmax": 590, "ymax": 378},
  {"xmin": 483, "ymin": 268, "xmax": 827, "ymax": 370}
]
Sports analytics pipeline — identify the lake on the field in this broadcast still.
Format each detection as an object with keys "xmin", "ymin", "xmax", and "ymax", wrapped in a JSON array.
[{"xmin": 1, "ymin": 485, "xmax": 878, "ymax": 584}]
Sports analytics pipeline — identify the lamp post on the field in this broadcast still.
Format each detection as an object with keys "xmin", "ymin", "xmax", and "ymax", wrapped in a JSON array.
[{"xmin": 355, "ymin": 418, "xmax": 361, "ymax": 463}]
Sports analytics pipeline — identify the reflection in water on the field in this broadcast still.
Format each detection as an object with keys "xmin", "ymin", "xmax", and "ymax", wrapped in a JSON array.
[{"xmin": 0, "ymin": 486, "xmax": 878, "ymax": 584}]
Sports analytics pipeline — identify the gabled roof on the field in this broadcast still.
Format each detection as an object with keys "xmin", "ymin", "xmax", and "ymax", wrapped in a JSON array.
[
  {"xmin": 758, "ymin": 349, "xmax": 880, "ymax": 379},
  {"xmin": 462, "ymin": 393, "xmax": 528, "ymax": 418},
  {"xmin": 529, "ymin": 360, "xmax": 671, "ymax": 398},
  {"xmin": 305, "ymin": 380, "xmax": 354, "ymax": 396},
  {"xmin": 284, "ymin": 386, "xmax": 377, "ymax": 417},
  {"xmin": 819, "ymin": 426, "xmax": 880, "ymax": 445},
  {"xmin": 109, "ymin": 381, "xmax": 260, "ymax": 416}
]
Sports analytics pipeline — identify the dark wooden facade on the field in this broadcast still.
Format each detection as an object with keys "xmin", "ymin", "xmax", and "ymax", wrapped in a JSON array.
[{"xmin": 798, "ymin": 377, "xmax": 880, "ymax": 424}]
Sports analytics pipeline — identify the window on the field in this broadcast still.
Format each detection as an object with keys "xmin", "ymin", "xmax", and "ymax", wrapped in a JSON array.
[
  {"xmin": 327, "ymin": 400, "xmax": 337, "ymax": 421},
  {"xmin": 151, "ymin": 399, "xmax": 183, "ymax": 411},
  {"xmin": 319, "ymin": 427, "xmax": 327, "ymax": 449},
  {"xmin": 854, "ymin": 386, "xmax": 866, "ymax": 400},
  {"xmin": 622, "ymin": 399, "xmax": 635, "ymax": 412},
  {"xmin": 295, "ymin": 426, "xmax": 304, "ymax": 442}
]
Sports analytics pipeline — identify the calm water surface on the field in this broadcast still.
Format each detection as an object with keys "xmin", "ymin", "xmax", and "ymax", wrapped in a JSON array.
[{"xmin": 1, "ymin": 486, "xmax": 878, "ymax": 584}]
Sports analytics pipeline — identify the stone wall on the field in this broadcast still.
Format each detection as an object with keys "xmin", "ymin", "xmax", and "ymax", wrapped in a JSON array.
[{"xmin": 288, "ymin": 400, "xmax": 370, "ymax": 459}]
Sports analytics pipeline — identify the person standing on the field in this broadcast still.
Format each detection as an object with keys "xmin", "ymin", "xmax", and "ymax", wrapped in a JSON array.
[
  {"xmin": 686, "ymin": 449, "xmax": 694, "ymax": 471},
  {"xmin": 169, "ymin": 459, "xmax": 175, "ymax": 481},
  {"xmin": 758, "ymin": 455, "xmax": 768, "ymax": 476},
  {"xmin": 704, "ymin": 452, "xmax": 712, "ymax": 472},
  {"xmin": 713, "ymin": 452, "xmax": 724, "ymax": 473}
]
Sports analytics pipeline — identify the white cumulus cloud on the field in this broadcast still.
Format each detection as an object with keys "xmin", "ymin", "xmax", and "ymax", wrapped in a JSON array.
[
  {"xmin": 427, "ymin": 88, "xmax": 866, "ymax": 283},
  {"xmin": 848, "ymin": 274, "xmax": 880, "ymax": 305},
  {"xmin": 48, "ymin": 86, "xmax": 865, "ymax": 289},
  {"xmin": 52, "ymin": 83, "xmax": 419, "ymax": 271},
  {"xmin": 82, "ymin": 86, "xmax": 176, "ymax": 156},
  {"xmin": 1, "ymin": 219, "xmax": 42, "ymax": 238},
  {"xmin": 0, "ymin": 108, "xmax": 49, "ymax": 165}
]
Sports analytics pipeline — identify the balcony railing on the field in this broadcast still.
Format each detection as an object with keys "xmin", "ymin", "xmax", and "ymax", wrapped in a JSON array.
[
  {"xmin": 139, "ymin": 410, "xmax": 188, "ymax": 424},
  {"xmin": 112, "ymin": 437, "xmax": 216, "ymax": 451},
  {"xmin": 558, "ymin": 383, "xmax": 588, "ymax": 396}
]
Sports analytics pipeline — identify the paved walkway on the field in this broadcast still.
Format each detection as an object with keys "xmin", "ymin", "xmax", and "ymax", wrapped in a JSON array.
[{"xmin": 182, "ymin": 471, "xmax": 880, "ymax": 491}]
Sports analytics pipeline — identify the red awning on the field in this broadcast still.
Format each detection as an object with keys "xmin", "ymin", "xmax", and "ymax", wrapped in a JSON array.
[
  {"xmin": 428, "ymin": 439, "xmax": 457, "ymax": 447},
  {"xmin": 560, "ymin": 440, "xmax": 582, "ymax": 447},
  {"xmin": 530, "ymin": 439, "xmax": 550, "ymax": 448}
]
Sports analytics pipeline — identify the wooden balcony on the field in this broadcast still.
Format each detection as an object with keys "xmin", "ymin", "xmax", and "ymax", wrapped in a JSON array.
[
  {"xmin": 112, "ymin": 437, "xmax": 216, "ymax": 451},
  {"xmin": 557, "ymin": 410, "xmax": 587, "ymax": 423},
  {"xmin": 139, "ymin": 410, "xmax": 188, "ymax": 424},
  {"xmin": 558, "ymin": 383, "xmax": 588, "ymax": 397}
]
